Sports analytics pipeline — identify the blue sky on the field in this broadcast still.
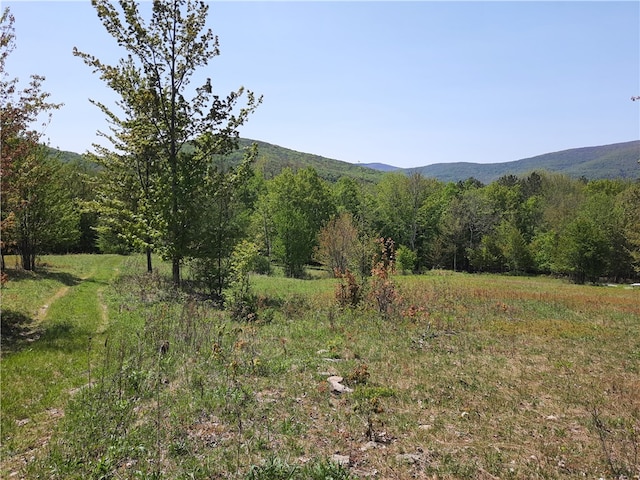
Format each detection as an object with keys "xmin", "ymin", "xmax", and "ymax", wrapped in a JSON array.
[{"xmin": 5, "ymin": 1, "xmax": 639, "ymax": 168}]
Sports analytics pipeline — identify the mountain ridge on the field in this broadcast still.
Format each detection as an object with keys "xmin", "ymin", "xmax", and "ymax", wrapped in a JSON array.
[
  {"xmin": 407, "ymin": 140, "xmax": 640, "ymax": 183},
  {"xmin": 51, "ymin": 139, "xmax": 640, "ymax": 184}
]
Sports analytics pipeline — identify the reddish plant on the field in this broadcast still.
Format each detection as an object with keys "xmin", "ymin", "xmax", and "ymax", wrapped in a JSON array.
[
  {"xmin": 369, "ymin": 238, "xmax": 398, "ymax": 318},
  {"xmin": 334, "ymin": 268, "xmax": 362, "ymax": 308}
]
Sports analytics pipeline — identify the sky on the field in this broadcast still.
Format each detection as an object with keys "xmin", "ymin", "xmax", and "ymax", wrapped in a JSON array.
[{"xmin": 4, "ymin": 1, "xmax": 640, "ymax": 169}]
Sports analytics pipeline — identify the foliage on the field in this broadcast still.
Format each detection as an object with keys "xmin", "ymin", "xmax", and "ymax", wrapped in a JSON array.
[
  {"xmin": 368, "ymin": 238, "xmax": 398, "ymax": 318},
  {"xmin": 227, "ymin": 240, "xmax": 260, "ymax": 321},
  {"xmin": 619, "ymin": 183, "xmax": 640, "ymax": 272},
  {"xmin": 0, "ymin": 7, "xmax": 68, "ymax": 271},
  {"xmin": 315, "ymin": 212, "xmax": 360, "ymax": 276},
  {"xmin": 556, "ymin": 218, "xmax": 610, "ymax": 284},
  {"xmin": 6, "ymin": 147, "xmax": 80, "ymax": 270},
  {"xmin": 189, "ymin": 145, "xmax": 258, "ymax": 298},
  {"xmin": 334, "ymin": 268, "xmax": 362, "ymax": 309},
  {"xmin": 267, "ymin": 168, "xmax": 335, "ymax": 277},
  {"xmin": 74, "ymin": 0, "xmax": 261, "ymax": 284},
  {"xmin": 395, "ymin": 244, "xmax": 417, "ymax": 274}
]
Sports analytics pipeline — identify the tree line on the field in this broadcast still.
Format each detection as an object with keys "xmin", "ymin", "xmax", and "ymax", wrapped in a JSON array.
[{"xmin": 2, "ymin": 2, "xmax": 639, "ymax": 289}]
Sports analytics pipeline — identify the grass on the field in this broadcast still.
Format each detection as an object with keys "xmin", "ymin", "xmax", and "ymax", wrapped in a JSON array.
[
  {"xmin": 1, "ymin": 257, "xmax": 639, "ymax": 479},
  {"xmin": 1, "ymin": 254, "xmax": 125, "ymax": 475}
]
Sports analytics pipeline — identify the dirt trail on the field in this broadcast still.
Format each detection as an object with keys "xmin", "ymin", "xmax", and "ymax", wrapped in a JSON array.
[
  {"xmin": 35, "ymin": 286, "xmax": 70, "ymax": 322},
  {"xmin": 96, "ymin": 288, "xmax": 109, "ymax": 334}
]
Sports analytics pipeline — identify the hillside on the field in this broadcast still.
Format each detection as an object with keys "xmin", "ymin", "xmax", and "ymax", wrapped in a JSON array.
[
  {"xmin": 229, "ymin": 139, "xmax": 640, "ymax": 183},
  {"xmin": 218, "ymin": 139, "xmax": 385, "ymax": 184},
  {"xmin": 48, "ymin": 139, "xmax": 639, "ymax": 185},
  {"xmin": 407, "ymin": 140, "xmax": 640, "ymax": 183}
]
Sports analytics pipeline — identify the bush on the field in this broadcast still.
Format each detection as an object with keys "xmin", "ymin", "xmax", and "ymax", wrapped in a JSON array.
[
  {"xmin": 335, "ymin": 268, "xmax": 362, "ymax": 308},
  {"xmin": 369, "ymin": 238, "xmax": 398, "ymax": 318},
  {"xmin": 253, "ymin": 255, "xmax": 272, "ymax": 275},
  {"xmin": 395, "ymin": 245, "xmax": 417, "ymax": 274}
]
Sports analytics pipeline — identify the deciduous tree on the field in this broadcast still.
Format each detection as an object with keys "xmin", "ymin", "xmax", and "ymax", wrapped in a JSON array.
[
  {"xmin": 1, "ymin": 7, "xmax": 67, "ymax": 271},
  {"xmin": 268, "ymin": 168, "xmax": 335, "ymax": 277},
  {"xmin": 74, "ymin": 0, "xmax": 261, "ymax": 284},
  {"xmin": 315, "ymin": 211, "xmax": 360, "ymax": 276}
]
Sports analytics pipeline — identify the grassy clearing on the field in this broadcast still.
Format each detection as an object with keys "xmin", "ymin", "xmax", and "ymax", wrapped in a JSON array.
[{"xmin": 2, "ymin": 257, "xmax": 639, "ymax": 479}]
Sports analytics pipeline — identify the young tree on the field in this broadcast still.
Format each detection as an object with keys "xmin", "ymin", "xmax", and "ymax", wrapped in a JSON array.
[
  {"xmin": 1, "ymin": 7, "xmax": 66, "ymax": 271},
  {"xmin": 619, "ymin": 183, "xmax": 640, "ymax": 273},
  {"xmin": 7, "ymin": 146, "xmax": 79, "ymax": 270},
  {"xmin": 556, "ymin": 216, "xmax": 610, "ymax": 284},
  {"xmin": 268, "ymin": 168, "xmax": 335, "ymax": 277},
  {"xmin": 315, "ymin": 211, "xmax": 360, "ymax": 276},
  {"xmin": 395, "ymin": 244, "xmax": 417, "ymax": 274},
  {"xmin": 189, "ymin": 147, "xmax": 256, "ymax": 299},
  {"xmin": 374, "ymin": 173, "xmax": 413, "ymax": 249},
  {"xmin": 87, "ymin": 99, "xmax": 164, "ymax": 271},
  {"xmin": 74, "ymin": 0, "xmax": 261, "ymax": 285},
  {"xmin": 441, "ymin": 185, "xmax": 495, "ymax": 271}
]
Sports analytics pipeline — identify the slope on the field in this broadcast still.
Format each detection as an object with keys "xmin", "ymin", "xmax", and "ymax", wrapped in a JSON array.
[{"xmin": 408, "ymin": 140, "xmax": 640, "ymax": 183}]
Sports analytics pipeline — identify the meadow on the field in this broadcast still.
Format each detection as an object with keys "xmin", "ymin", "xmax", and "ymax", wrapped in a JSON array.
[{"xmin": 1, "ymin": 254, "xmax": 638, "ymax": 479}]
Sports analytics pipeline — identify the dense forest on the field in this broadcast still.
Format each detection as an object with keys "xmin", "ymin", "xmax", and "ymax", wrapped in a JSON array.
[
  {"xmin": 4, "ymin": 144, "xmax": 640, "ymax": 286},
  {"xmin": 2, "ymin": 2, "xmax": 639, "ymax": 292}
]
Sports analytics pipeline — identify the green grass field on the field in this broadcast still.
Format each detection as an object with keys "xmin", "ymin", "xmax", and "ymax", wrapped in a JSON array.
[{"xmin": 1, "ymin": 255, "xmax": 638, "ymax": 479}]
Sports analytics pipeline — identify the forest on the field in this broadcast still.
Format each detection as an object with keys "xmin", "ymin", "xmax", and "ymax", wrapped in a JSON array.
[{"xmin": 2, "ymin": 1, "xmax": 640, "ymax": 292}]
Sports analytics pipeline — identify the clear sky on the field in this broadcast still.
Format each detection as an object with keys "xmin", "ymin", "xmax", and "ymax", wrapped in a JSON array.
[{"xmin": 4, "ymin": 1, "xmax": 640, "ymax": 168}]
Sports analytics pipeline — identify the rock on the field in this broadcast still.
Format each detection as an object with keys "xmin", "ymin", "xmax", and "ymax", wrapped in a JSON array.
[
  {"xmin": 360, "ymin": 441, "xmax": 379, "ymax": 451},
  {"xmin": 396, "ymin": 453, "xmax": 422, "ymax": 465},
  {"xmin": 331, "ymin": 454, "xmax": 350, "ymax": 466},
  {"xmin": 327, "ymin": 376, "xmax": 353, "ymax": 393}
]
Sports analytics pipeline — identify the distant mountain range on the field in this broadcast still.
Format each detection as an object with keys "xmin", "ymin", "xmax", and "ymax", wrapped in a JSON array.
[
  {"xmin": 52, "ymin": 139, "xmax": 639, "ymax": 184},
  {"xmin": 359, "ymin": 162, "xmax": 401, "ymax": 172},
  {"xmin": 406, "ymin": 140, "xmax": 640, "ymax": 183},
  {"xmin": 239, "ymin": 139, "xmax": 640, "ymax": 183}
]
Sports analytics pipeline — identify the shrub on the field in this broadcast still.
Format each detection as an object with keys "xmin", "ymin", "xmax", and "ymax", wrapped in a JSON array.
[
  {"xmin": 369, "ymin": 238, "xmax": 398, "ymax": 318},
  {"xmin": 334, "ymin": 268, "xmax": 362, "ymax": 308},
  {"xmin": 395, "ymin": 245, "xmax": 417, "ymax": 274}
]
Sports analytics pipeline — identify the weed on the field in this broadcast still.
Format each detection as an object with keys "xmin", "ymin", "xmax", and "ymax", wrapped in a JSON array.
[
  {"xmin": 245, "ymin": 456, "xmax": 354, "ymax": 480},
  {"xmin": 345, "ymin": 363, "xmax": 370, "ymax": 386},
  {"xmin": 591, "ymin": 407, "xmax": 639, "ymax": 477}
]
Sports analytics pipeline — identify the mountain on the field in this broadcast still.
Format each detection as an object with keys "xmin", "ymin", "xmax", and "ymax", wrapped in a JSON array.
[
  {"xmin": 407, "ymin": 140, "xmax": 640, "ymax": 184},
  {"xmin": 48, "ymin": 139, "xmax": 640, "ymax": 185},
  {"xmin": 359, "ymin": 162, "xmax": 401, "ymax": 172},
  {"xmin": 236, "ymin": 139, "xmax": 640, "ymax": 184},
  {"xmin": 222, "ymin": 139, "xmax": 385, "ymax": 183}
]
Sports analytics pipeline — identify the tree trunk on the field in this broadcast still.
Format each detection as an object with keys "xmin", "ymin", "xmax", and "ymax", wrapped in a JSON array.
[
  {"xmin": 19, "ymin": 235, "xmax": 34, "ymax": 271},
  {"xmin": 172, "ymin": 257, "xmax": 180, "ymax": 286},
  {"xmin": 146, "ymin": 246, "xmax": 153, "ymax": 274}
]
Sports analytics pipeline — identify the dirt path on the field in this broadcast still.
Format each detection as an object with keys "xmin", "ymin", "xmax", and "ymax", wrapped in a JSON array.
[
  {"xmin": 35, "ymin": 286, "xmax": 70, "ymax": 322},
  {"xmin": 96, "ymin": 288, "xmax": 109, "ymax": 334}
]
